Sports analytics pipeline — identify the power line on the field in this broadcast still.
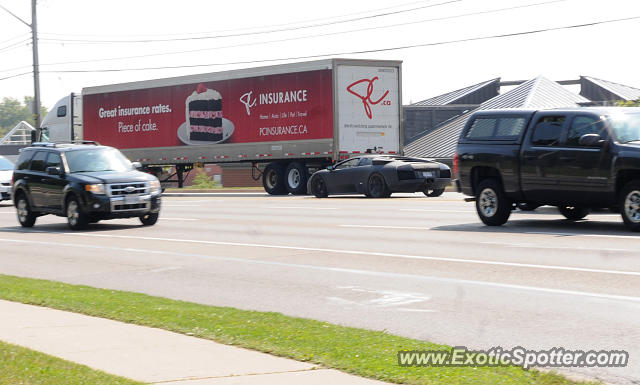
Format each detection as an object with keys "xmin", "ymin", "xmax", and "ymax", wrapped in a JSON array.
[
  {"xmin": 37, "ymin": 0, "xmax": 461, "ymax": 44},
  {"xmin": 29, "ymin": 15, "xmax": 640, "ymax": 75},
  {"xmin": 37, "ymin": 0, "xmax": 442, "ymax": 39},
  {"xmin": 0, "ymin": 38, "xmax": 31, "ymax": 54},
  {"xmin": 3, "ymin": 0, "xmax": 566, "ymax": 71},
  {"xmin": 0, "ymin": 71, "xmax": 31, "ymax": 81}
]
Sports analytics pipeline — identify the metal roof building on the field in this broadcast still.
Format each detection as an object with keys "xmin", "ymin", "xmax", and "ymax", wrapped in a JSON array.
[{"xmin": 404, "ymin": 75, "xmax": 640, "ymax": 161}]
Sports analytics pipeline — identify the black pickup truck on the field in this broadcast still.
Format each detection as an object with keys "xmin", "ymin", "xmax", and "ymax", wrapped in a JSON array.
[{"xmin": 455, "ymin": 107, "xmax": 640, "ymax": 231}]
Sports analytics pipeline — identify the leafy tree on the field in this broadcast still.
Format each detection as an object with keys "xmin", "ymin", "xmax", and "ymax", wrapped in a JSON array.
[
  {"xmin": 190, "ymin": 167, "xmax": 219, "ymax": 189},
  {"xmin": 0, "ymin": 96, "xmax": 48, "ymax": 136},
  {"xmin": 615, "ymin": 99, "xmax": 640, "ymax": 107}
]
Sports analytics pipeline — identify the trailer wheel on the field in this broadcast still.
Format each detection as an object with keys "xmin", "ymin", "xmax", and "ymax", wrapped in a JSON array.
[
  {"xmin": 263, "ymin": 163, "xmax": 287, "ymax": 195},
  {"xmin": 285, "ymin": 162, "xmax": 309, "ymax": 195}
]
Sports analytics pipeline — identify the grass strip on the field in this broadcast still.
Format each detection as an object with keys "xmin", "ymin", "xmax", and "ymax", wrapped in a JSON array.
[
  {"xmin": 0, "ymin": 340, "xmax": 143, "ymax": 385},
  {"xmin": 0, "ymin": 274, "xmax": 594, "ymax": 385}
]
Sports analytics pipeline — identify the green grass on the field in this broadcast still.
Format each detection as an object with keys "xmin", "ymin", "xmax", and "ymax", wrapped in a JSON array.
[
  {"xmin": 0, "ymin": 274, "xmax": 595, "ymax": 385},
  {"xmin": 0, "ymin": 340, "xmax": 143, "ymax": 385}
]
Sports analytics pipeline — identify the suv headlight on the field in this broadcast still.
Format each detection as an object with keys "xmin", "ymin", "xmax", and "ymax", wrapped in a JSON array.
[
  {"xmin": 85, "ymin": 183, "xmax": 105, "ymax": 194},
  {"xmin": 149, "ymin": 180, "xmax": 161, "ymax": 193}
]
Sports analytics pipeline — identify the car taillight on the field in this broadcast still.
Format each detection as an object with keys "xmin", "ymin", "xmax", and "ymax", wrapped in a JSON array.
[{"xmin": 453, "ymin": 152, "xmax": 460, "ymax": 178}]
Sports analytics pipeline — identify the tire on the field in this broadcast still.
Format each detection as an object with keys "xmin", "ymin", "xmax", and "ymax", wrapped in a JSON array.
[
  {"xmin": 285, "ymin": 162, "xmax": 308, "ymax": 195},
  {"xmin": 424, "ymin": 188, "xmax": 445, "ymax": 197},
  {"xmin": 517, "ymin": 202, "xmax": 540, "ymax": 211},
  {"xmin": 620, "ymin": 181, "xmax": 640, "ymax": 231},
  {"xmin": 15, "ymin": 193, "xmax": 36, "ymax": 228},
  {"xmin": 475, "ymin": 178, "xmax": 512, "ymax": 226},
  {"xmin": 140, "ymin": 212, "xmax": 159, "ymax": 226},
  {"xmin": 262, "ymin": 163, "xmax": 287, "ymax": 195},
  {"xmin": 558, "ymin": 206, "xmax": 589, "ymax": 221},
  {"xmin": 310, "ymin": 175, "xmax": 328, "ymax": 198},
  {"xmin": 66, "ymin": 195, "xmax": 88, "ymax": 230},
  {"xmin": 367, "ymin": 173, "xmax": 391, "ymax": 198}
]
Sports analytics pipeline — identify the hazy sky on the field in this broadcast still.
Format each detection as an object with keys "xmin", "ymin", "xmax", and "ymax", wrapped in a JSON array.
[{"xmin": 1, "ymin": 0, "xmax": 639, "ymax": 110}]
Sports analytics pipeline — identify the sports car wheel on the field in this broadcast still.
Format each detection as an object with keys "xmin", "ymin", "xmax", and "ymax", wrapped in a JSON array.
[
  {"xmin": 475, "ymin": 178, "xmax": 511, "ymax": 226},
  {"xmin": 558, "ymin": 206, "xmax": 589, "ymax": 221},
  {"xmin": 310, "ymin": 176, "xmax": 328, "ymax": 198},
  {"xmin": 367, "ymin": 173, "xmax": 391, "ymax": 198},
  {"xmin": 424, "ymin": 188, "xmax": 444, "ymax": 197}
]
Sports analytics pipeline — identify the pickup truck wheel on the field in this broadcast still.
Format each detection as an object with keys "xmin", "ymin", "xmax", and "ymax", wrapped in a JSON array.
[
  {"xmin": 310, "ymin": 175, "xmax": 328, "ymax": 198},
  {"xmin": 285, "ymin": 162, "xmax": 308, "ymax": 195},
  {"xmin": 15, "ymin": 194, "xmax": 36, "ymax": 228},
  {"xmin": 263, "ymin": 163, "xmax": 287, "ymax": 195},
  {"xmin": 620, "ymin": 181, "xmax": 640, "ymax": 231},
  {"xmin": 367, "ymin": 173, "xmax": 391, "ymax": 198},
  {"xmin": 475, "ymin": 179, "xmax": 511, "ymax": 226},
  {"xmin": 557, "ymin": 206, "xmax": 589, "ymax": 221},
  {"xmin": 66, "ymin": 196, "xmax": 88, "ymax": 230},
  {"xmin": 140, "ymin": 212, "xmax": 159, "ymax": 226},
  {"xmin": 424, "ymin": 188, "xmax": 445, "ymax": 197}
]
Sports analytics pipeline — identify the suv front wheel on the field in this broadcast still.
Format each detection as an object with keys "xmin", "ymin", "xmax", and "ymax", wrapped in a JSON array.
[
  {"xmin": 66, "ymin": 195, "xmax": 88, "ymax": 230},
  {"xmin": 140, "ymin": 212, "xmax": 159, "ymax": 226},
  {"xmin": 620, "ymin": 181, "xmax": 640, "ymax": 231},
  {"xmin": 15, "ymin": 193, "xmax": 36, "ymax": 227}
]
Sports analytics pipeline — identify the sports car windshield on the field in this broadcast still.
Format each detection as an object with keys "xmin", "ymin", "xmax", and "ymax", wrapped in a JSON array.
[
  {"xmin": 66, "ymin": 148, "xmax": 133, "ymax": 173},
  {"xmin": 0, "ymin": 157, "xmax": 13, "ymax": 171},
  {"xmin": 607, "ymin": 112, "xmax": 640, "ymax": 143}
]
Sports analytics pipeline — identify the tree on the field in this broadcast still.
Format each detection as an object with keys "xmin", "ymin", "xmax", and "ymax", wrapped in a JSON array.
[
  {"xmin": 615, "ymin": 99, "xmax": 640, "ymax": 107},
  {"xmin": 0, "ymin": 97, "xmax": 48, "ymax": 137}
]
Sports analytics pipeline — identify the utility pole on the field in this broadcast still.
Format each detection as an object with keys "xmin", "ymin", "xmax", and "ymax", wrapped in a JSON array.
[
  {"xmin": 31, "ymin": 0, "xmax": 41, "ymax": 130},
  {"xmin": 0, "ymin": 1, "xmax": 41, "ymax": 129}
]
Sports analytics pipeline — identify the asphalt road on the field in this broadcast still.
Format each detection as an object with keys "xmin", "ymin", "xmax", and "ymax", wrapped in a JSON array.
[{"xmin": 0, "ymin": 192, "xmax": 639, "ymax": 384}]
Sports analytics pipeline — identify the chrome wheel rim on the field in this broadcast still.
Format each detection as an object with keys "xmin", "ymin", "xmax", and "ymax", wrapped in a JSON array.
[
  {"xmin": 67, "ymin": 200, "xmax": 79, "ymax": 226},
  {"xmin": 288, "ymin": 169, "xmax": 301, "ymax": 189},
  {"xmin": 17, "ymin": 199, "xmax": 28, "ymax": 223},
  {"xmin": 624, "ymin": 190, "xmax": 640, "ymax": 223},
  {"xmin": 479, "ymin": 188, "xmax": 497, "ymax": 217}
]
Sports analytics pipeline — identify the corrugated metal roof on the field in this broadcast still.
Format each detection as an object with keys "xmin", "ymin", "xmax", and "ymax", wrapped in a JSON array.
[
  {"xmin": 404, "ymin": 76, "xmax": 589, "ymax": 159},
  {"xmin": 581, "ymin": 76, "xmax": 640, "ymax": 101},
  {"xmin": 411, "ymin": 78, "xmax": 500, "ymax": 106}
]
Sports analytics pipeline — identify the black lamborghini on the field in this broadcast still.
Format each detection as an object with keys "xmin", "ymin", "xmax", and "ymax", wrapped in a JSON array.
[{"xmin": 307, "ymin": 155, "xmax": 451, "ymax": 198}]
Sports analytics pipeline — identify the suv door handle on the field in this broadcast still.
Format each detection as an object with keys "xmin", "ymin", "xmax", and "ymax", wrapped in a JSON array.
[{"xmin": 559, "ymin": 156, "xmax": 575, "ymax": 162}]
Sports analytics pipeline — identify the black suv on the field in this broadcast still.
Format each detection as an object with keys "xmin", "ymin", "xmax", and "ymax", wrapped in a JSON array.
[{"xmin": 12, "ymin": 142, "xmax": 162, "ymax": 230}]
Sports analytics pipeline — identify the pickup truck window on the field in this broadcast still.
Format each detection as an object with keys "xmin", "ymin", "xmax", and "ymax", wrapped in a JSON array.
[
  {"xmin": 531, "ymin": 116, "xmax": 565, "ymax": 146},
  {"xmin": 608, "ymin": 113, "xmax": 640, "ymax": 143},
  {"xmin": 566, "ymin": 116, "xmax": 603, "ymax": 147},
  {"xmin": 465, "ymin": 116, "xmax": 527, "ymax": 140}
]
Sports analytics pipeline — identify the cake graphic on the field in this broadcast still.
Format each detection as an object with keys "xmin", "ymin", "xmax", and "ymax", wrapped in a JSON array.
[{"xmin": 185, "ymin": 84, "xmax": 223, "ymax": 141}]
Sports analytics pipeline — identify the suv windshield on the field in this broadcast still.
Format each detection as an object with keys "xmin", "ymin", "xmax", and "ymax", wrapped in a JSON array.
[
  {"xmin": 65, "ymin": 148, "xmax": 133, "ymax": 173},
  {"xmin": 0, "ymin": 157, "xmax": 13, "ymax": 171},
  {"xmin": 607, "ymin": 112, "xmax": 640, "ymax": 143}
]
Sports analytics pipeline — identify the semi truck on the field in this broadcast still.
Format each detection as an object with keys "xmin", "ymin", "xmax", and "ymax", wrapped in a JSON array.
[{"xmin": 39, "ymin": 58, "xmax": 403, "ymax": 195}]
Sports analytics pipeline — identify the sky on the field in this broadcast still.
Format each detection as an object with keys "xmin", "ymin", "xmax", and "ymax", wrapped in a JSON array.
[{"xmin": 0, "ymin": 0, "xmax": 639, "ymax": 111}]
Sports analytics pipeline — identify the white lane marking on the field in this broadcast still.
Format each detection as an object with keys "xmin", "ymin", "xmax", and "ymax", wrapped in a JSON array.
[
  {"xmin": 264, "ymin": 206, "xmax": 339, "ymax": 210},
  {"xmin": 160, "ymin": 218, "xmax": 198, "ymax": 221},
  {"xmin": 163, "ymin": 204, "xmax": 200, "ymax": 207},
  {"xmin": 0, "ymin": 212, "xmax": 14, "ymax": 214},
  {"xmin": 481, "ymin": 241, "xmax": 632, "ymax": 253},
  {"xmin": 400, "ymin": 209, "xmax": 474, "ymax": 213},
  {"xmin": 145, "ymin": 266, "xmax": 183, "ymax": 273},
  {"xmin": 340, "ymin": 224, "xmax": 433, "ymax": 230},
  {"xmin": 2, "ymin": 228, "xmax": 639, "ymax": 277},
  {"xmin": 526, "ymin": 231, "xmax": 640, "ymax": 239},
  {"xmin": 164, "ymin": 200, "xmax": 225, "ymax": 203},
  {"xmin": 0, "ymin": 236, "xmax": 638, "ymax": 303},
  {"xmin": 397, "ymin": 308, "xmax": 438, "ymax": 313}
]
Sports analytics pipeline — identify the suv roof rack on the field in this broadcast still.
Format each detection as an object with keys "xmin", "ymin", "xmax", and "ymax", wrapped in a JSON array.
[{"xmin": 31, "ymin": 140, "xmax": 100, "ymax": 147}]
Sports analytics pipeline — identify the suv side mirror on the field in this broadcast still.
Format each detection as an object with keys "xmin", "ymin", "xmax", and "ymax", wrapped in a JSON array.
[
  {"xmin": 578, "ymin": 133, "xmax": 604, "ymax": 147},
  {"xmin": 131, "ymin": 161, "xmax": 142, "ymax": 170},
  {"xmin": 46, "ymin": 166, "xmax": 61, "ymax": 176}
]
